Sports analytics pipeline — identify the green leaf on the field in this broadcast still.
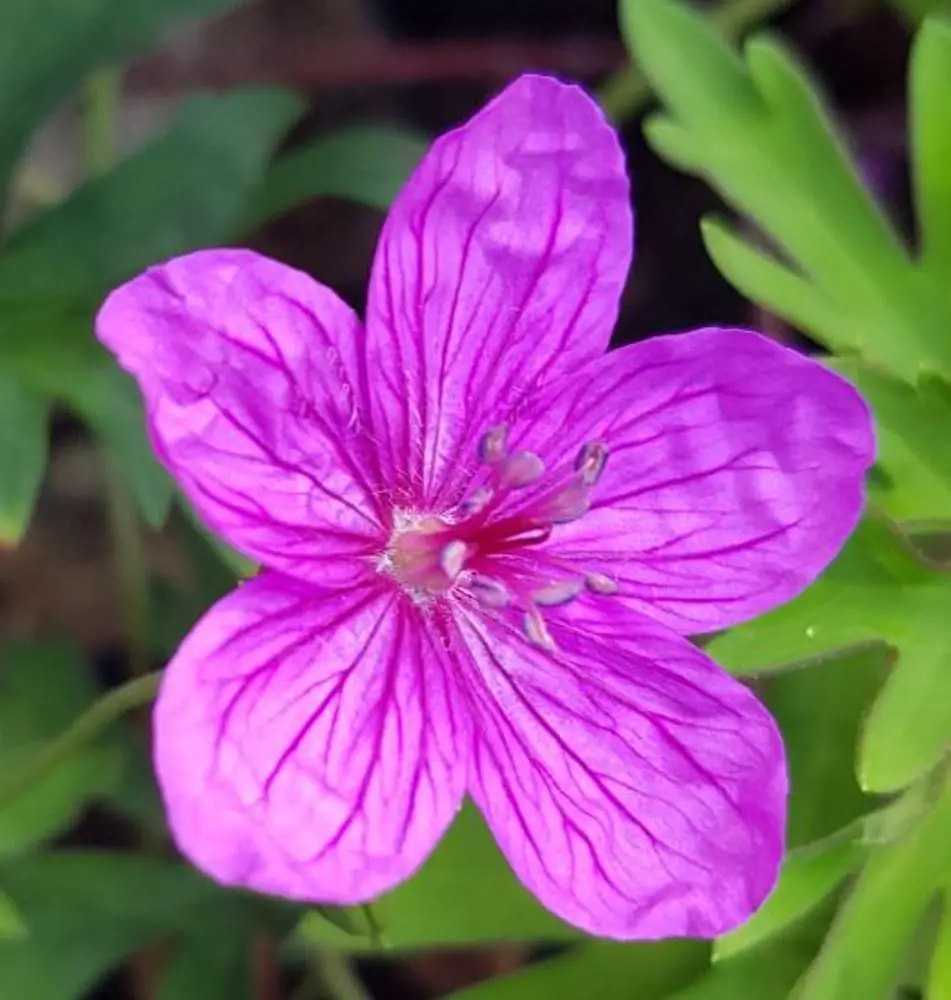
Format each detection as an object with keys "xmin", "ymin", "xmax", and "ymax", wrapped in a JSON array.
[
  {"xmin": 859, "ymin": 636, "xmax": 951, "ymax": 794},
  {"xmin": 831, "ymin": 358, "xmax": 951, "ymax": 521},
  {"xmin": 179, "ymin": 497, "xmax": 257, "ymax": 581},
  {"xmin": 0, "ymin": 89, "xmax": 302, "ymax": 304},
  {"xmin": 709, "ymin": 518, "xmax": 926, "ymax": 675},
  {"xmin": 715, "ymin": 840, "xmax": 864, "ymax": 961},
  {"xmin": 0, "ymin": 852, "xmax": 262, "ymax": 1000},
  {"xmin": 376, "ymin": 803, "xmax": 575, "ymax": 946},
  {"xmin": 766, "ymin": 645, "xmax": 893, "ymax": 846},
  {"xmin": 927, "ymin": 888, "xmax": 951, "ymax": 998},
  {"xmin": 0, "ymin": 86, "xmax": 302, "ymax": 531},
  {"xmin": 450, "ymin": 913, "xmax": 833, "ymax": 1000},
  {"xmin": 700, "ymin": 217, "xmax": 846, "ymax": 348},
  {"xmin": 0, "ymin": 894, "xmax": 27, "ymax": 942},
  {"xmin": 600, "ymin": 0, "xmax": 794, "ymax": 122},
  {"xmin": 893, "ymin": 0, "xmax": 951, "ymax": 22},
  {"xmin": 619, "ymin": 0, "xmax": 762, "ymax": 126},
  {"xmin": 709, "ymin": 517, "xmax": 951, "ymax": 793},
  {"xmin": 895, "ymin": 898, "xmax": 944, "ymax": 996},
  {"xmin": 0, "ymin": 301, "xmax": 95, "ymax": 389},
  {"xmin": 157, "ymin": 900, "xmax": 260, "ymax": 1000},
  {"xmin": 621, "ymin": 0, "xmax": 951, "ymax": 381},
  {"xmin": 159, "ymin": 940, "xmax": 252, "ymax": 1000},
  {"xmin": 151, "ymin": 505, "xmax": 246, "ymax": 660},
  {"xmin": 242, "ymin": 124, "xmax": 427, "ymax": 230},
  {"xmin": 0, "ymin": 642, "xmax": 122, "ymax": 853},
  {"xmin": 796, "ymin": 776, "xmax": 951, "ymax": 999},
  {"xmin": 671, "ymin": 907, "xmax": 834, "ymax": 1000},
  {"xmin": 911, "ymin": 15, "xmax": 951, "ymax": 274},
  {"xmin": 0, "ymin": 372, "xmax": 47, "ymax": 543},
  {"xmin": 301, "ymin": 803, "xmax": 577, "ymax": 951},
  {"xmin": 65, "ymin": 361, "xmax": 173, "ymax": 528},
  {"xmin": 670, "ymin": 947, "xmax": 809, "ymax": 999},
  {"xmin": 102, "ymin": 731, "xmax": 167, "ymax": 834},
  {"xmin": 0, "ymin": 307, "xmax": 173, "ymax": 527},
  {"xmin": 449, "ymin": 940, "xmax": 710, "ymax": 1000},
  {"xmin": 0, "ymin": 0, "xmax": 241, "ymax": 199}
]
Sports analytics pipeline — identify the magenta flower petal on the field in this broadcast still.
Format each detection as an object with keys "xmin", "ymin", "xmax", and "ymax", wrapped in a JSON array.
[
  {"xmin": 456, "ymin": 597, "xmax": 785, "ymax": 939},
  {"xmin": 96, "ymin": 249, "xmax": 385, "ymax": 582},
  {"xmin": 95, "ymin": 74, "xmax": 875, "ymax": 941},
  {"xmin": 364, "ymin": 74, "xmax": 632, "ymax": 506},
  {"xmin": 505, "ymin": 327, "xmax": 875, "ymax": 634},
  {"xmin": 153, "ymin": 571, "xmax": 469, "ymax": 903}
]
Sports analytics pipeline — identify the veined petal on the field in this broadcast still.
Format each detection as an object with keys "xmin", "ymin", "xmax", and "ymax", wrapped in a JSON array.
[
  {"xmin": 153, "ymin": 572, "xmax": 468, "ymax": 903},
  {"xmin": 365, "ymin": 74, "xmax": 632, "ymax": 508},
  {"xmin": 507, "ymin": 327, "xmax": 875, "ymax": 633},
  {"xmin": 456, "ymin": 598, "xmax": 785, "ymax": 939},
  {"xmin": 96, "ymin": 249, "xmax": 385, "ymax": 582}
]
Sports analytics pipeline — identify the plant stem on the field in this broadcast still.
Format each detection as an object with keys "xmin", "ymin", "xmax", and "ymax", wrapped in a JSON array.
[
  {"xmin": 104, "ymin": 454, "xmax": 151, "ymax": 676},
  {"xmin": 82, "ymin": 70, "xmax": 152, "ymax": 677},
  {"xmin": 359, "ymin": 903, "xmax": 389, "ymax": 948},
  {"xmin": 294, "ymin": 953, "xmax": 371, "ymax": 1000},
  {"xmin": 599, "ymin": 0, "xmax": 796, "ymax": 122},
  {"xmin": 0, "ymin": 672, "xmax": 161, "ymax": 811}
]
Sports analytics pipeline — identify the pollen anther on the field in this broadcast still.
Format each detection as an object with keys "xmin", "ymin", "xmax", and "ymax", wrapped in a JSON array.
[
  {"xmin": 524, "ymin": 610, "xmax": 556, "ymax": 652},
  {"xmin": 439, "ymin": 540, "xmax": 468, "ymax": 581},
  {"xmin": 501, "ymin": 450, "xmax": 544, "ymax": 488},
  {"xmin": 532, "ymin": 579, "xmax": 583, "ymax": 607},
  {"xmin": 585, "ymin": 572, "xmax": 618, "ymax": 595},
  {"xmin": 544, "ymin": 484, "xmax": 591, "ymax": 524},
  {"xmin": 470, "ymin": 574, "xmax": 510, "ymax": 607},
  {"xmin": 575, "ymin": 441, "xmax": 609, "ymax": 486},
  {"xmin": 479, "ymin": 424, "xmax": 509, "ymax": 465}
]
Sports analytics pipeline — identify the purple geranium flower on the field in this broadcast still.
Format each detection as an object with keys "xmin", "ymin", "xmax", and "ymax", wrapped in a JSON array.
[{"xmin": 96, "ymin": 75, "xmax": 873, "ymax": 940}]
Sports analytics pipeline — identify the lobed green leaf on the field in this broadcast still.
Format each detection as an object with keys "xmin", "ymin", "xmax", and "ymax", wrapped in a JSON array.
[{"xmin": 621, "ymin": 0, "xmax": 951, "ymax": 382}]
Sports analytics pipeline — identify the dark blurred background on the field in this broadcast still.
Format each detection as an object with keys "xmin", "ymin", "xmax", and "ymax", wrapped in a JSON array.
[{"xmin": 0, "ymin": 1, "xmax": 919, "ymax": 996}]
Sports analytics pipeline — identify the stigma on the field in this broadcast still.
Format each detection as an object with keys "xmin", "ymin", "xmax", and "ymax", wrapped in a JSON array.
[{"xmin": 381, "ymin": 424, "xmax": 617, "ymax": 651}]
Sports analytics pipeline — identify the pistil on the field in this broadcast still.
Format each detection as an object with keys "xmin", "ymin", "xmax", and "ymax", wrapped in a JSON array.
[{"xmin": 384, "ymin": 424, "xmax": 617, "ymax": 650}]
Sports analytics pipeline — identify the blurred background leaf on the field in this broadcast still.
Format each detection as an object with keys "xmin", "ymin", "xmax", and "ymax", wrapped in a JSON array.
[
  {"xmin": 242, "ymin": 124, "xmax": 426, "ymax": 230},
  {"xmin": 0, "ymin": 852, "xmax": 289, "ymax": 1000},
  {"xmin": 66, "ymin": 363, "xmax": 174, "ymax": 529},
  {"xmin": 0, "ymin": 310, "xmax": 174, "ymax": 528},
  {"xmin": 156, "ymin": 898, "xmax": 263, "ymax": 1000},
  {"xmin": 0, "ymin": 89, "xmax": 300, "ymax": 532},
  {"xmin": 0, "ymin": 893, "xmax": 27, "ymax": 942},
  {"xmin": 449, "ymin": 940, "xmax": 710, "ymax": 1000},
  {"xmin": 0, "ymin": 374, "xmax": 48, "ymax": 544},
  {"xmin": 301, "ymin": 804, "xmax": 577, "ymax": 952},
  {"xmin": 0, "ymin": 89, "xmax": 302, "ymax": 303},
  {"xmin": 460, "ymin": 906, "xmax": 835, "ymax": 1000},
  {"xmin": 892, "ymin": 0, "xmax": 951, "ymax": 25},
  {"xmin": 0, "ymin": 642, "xmax": 123, "ymax": 854},
  {"xmin": 0, "ymin": 0, "xmax": 241, "ymax": 201}
]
